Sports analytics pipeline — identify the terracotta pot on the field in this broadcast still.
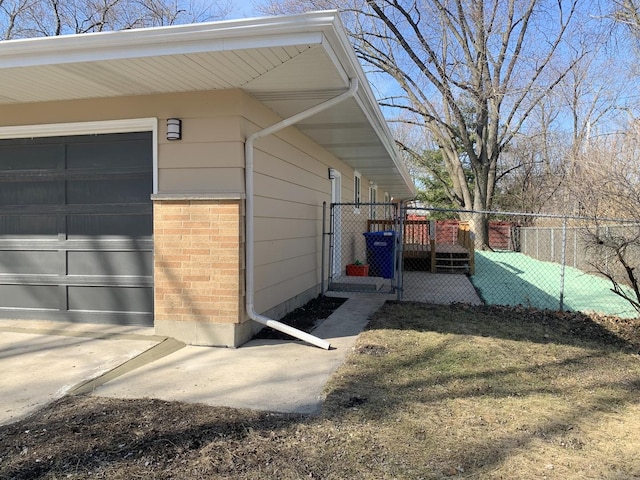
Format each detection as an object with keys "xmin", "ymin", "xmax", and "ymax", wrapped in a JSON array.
[{"xmin": 346, "ymin": 264, "xmax": 369, "ymax": 276}]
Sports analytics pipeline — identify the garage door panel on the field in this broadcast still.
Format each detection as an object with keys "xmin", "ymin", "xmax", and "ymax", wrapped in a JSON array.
[
  {"xmin": 0, "ymin": 144, "xmax": 63, "ymax": 169},
  {"xmin": 0, "ymin": 216, "xmax": 58, "ymax": 237},
  {"xmin": 68, "ymin": 251, "xmax": 153, "ymax": 276},
  {"xmin": 66, "ymin": 176, "xmax": 152, "ymax": 204},
  {"xmin": 0, "ymin": 285, "xmax": 60, "ymax": 309},
  {"xmin": 68, "ymin": 286, "xmax": 153, "ymax": 314},
  {"xmin": 0, "ymin": 181, "xmax": 62, "ymax": 205},
  {"xmin": 67, "ymin": 214, "xmax": 152, "ymax": 238},
  {"xmin": 0, "ymin": 132, "xmax": 153, "ymax": 325},
  {"xmin": 66, "ymin": 136, "xmax": 152, "ymax": 169},
  {"xmin": 0, "ymin": 250, "xmax": 60, "ymax": 274}
]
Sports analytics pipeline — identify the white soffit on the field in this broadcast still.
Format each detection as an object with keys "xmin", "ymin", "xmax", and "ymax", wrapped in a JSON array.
[{"xmin": 0, "ymin": 11, "xmax": 415, "ymax": 199}]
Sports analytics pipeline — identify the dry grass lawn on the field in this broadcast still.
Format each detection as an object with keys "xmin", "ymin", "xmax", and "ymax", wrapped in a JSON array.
[{"xmin": 1, "ymin": 302, "xmax": 639, "ymax": 479}]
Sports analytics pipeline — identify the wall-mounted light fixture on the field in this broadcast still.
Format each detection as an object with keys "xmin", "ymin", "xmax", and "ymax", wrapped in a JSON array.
[
  {"xmin": 328, "ymin": 168, "xmax": 337, "ymax": 179},
  {"xmin": 166, "ymin": 118, "xmax": 182, "ymax": 141}
]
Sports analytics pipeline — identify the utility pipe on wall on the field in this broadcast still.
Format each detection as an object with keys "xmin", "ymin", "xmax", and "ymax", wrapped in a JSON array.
[{"xmin": 244, "ymin": 78, "xmax": 359, "ymax": 350}]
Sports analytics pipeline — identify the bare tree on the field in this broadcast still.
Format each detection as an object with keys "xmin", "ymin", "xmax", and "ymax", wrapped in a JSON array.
[
  {"xmin": 261, "ymin": 0, "xmax": 584, "ymax": 248},
  {"xmin": 0, "ymin": 0, "xmax": 231, "ymax": 38},
  {"xmin": 612, "ymin": 0, "xmax": 640, "ymax": 33},
  {"xmin": 569, "ymin": 125, "xmax": 640, "ymax": 314}
]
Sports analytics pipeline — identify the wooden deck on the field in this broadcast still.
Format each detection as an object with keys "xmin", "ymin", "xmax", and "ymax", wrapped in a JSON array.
[
  {"xmin": 404, "ymin": 241, "xmax": 473, "ymax": 273},
  {"xmin": 404, "ymin": 243, "xmax": 469, "ymax": 256},
  {"xmin": 368, "ymin": 218, "xmax": 475, "ymax": 274}
]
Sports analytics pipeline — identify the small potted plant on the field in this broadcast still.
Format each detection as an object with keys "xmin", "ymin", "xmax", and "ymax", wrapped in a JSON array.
[{"xmin": 346, "ymin": 259, "xmax": 369, "ymax": 276}]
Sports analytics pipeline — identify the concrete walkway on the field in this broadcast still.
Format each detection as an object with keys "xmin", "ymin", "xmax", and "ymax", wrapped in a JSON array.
[
  {"xmin": 91, "ymin": 296, "xmax": 386, "ymax": 415},
  {"xmin": 401, "ymin": 271, "xmax": 482, "ymax": 305},
  {"xmin": 0, "ymin": 295, "xmax": 387, "ymax": 425}
]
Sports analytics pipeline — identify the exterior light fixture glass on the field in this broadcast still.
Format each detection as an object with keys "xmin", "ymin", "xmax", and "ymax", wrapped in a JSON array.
[{"xmin": 166, "ymin": 118, "xmax": 182, "ymax": 140}]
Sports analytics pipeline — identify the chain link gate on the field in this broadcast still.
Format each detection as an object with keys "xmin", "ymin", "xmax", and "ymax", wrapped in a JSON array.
[{"xmin": 323, "ymin": 202, "xmax": 401, "ymax": 296}]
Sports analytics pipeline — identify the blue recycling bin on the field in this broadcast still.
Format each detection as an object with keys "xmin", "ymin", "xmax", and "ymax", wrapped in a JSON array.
[{"xmin": 363, "ymin": 231, "xmax": 396, "ymax": 279}]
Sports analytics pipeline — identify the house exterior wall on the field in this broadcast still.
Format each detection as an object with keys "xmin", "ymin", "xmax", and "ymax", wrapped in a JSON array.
[
  {"xmin": 0, "ymin": 88, "xmax": 371, "ymax": 346},
  {"xmin": 153, "ymin": 198, "xmax": 246, "ymax": 346},
  {"xmin": 238, "ymin": 94, "xmax": 365, "ymax": 320}
]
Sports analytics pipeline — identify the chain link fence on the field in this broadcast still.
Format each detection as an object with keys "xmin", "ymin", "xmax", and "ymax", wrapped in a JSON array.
[
  {"xmin": 403, "ymin": 207, "xmax": 640, "ymax": 318},
  {"xmin": 324, "ymin": 202, "xmax": 400, "ymax": 295},
  {"xmin": 325, "ymin": 203, "xmax": 640, "ymax": 319}
]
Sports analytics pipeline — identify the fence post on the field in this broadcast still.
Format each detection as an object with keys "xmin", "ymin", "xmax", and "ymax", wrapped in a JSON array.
[
  {"xmin": 328, "ymin": 202, "xmax": 336, "ymax": 290},
  {"xmin": 321, "ymin": 201, "xmax": 327, "ymax": 296},
  {"xmin": 397, "ymin": 203, "xmax": 404, "ymax": 301},
  {"xmin": 559, "ymin": 216, "xmax": 568, "ymax": 311}
]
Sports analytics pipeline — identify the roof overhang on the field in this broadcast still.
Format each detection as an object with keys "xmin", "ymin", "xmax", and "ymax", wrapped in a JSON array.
[{"xmin": 0, "ymin": 11, "xmax": 416, "ymax": 199}]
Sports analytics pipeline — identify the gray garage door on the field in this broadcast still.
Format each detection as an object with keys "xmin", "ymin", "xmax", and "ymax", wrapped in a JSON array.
[{"xmin": 0, "ymin": 132, "xmax": 153, "ymax": 325}]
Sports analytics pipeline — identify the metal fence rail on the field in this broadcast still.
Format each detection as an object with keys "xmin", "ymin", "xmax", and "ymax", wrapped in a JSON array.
[
  {"xmin": 324, "ymin": 203, "xmax": 640, "ymax": 319},
  {"xmin": 402, "ymin": 207, "xmax": 640, "ymax": 318}
]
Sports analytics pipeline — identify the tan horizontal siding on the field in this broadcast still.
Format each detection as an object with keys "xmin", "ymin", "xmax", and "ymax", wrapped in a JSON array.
[
  {"xmin": 253, "ymin": 217, "xmax": 318, "ymax": 243},
  {"xmin": 254, "ymin": 251, "xmax": 316, "ymax": 286},
  {"xmin": 254, "ymin": 172, "xmax": 328, "ymax": 206},
  {"xmin": 254, "ymin": 267, "xmax": 318, "ymax": 314},
  {"xmin": 254, "ymin": 236, "xmax": 318, "ymax": 265},
  {"xmin": 254, "ymin": 270, "xmax": 319, "ymax": 315},
  {"xmin": 241, "ymin": 91, "xmax": 359, "ymax": 314},
  {"xmin": 253, "ymin": 197, "xmax": 323, "ymax": 220},
  {"xmin": 158, "ymin": 168, "xmax": 244, "ymax": 193},
  {"xmin": 254, "ymin": 134, "xmax": 334, "ymax": 179},
  {"xmin": 159, "ymin": 141, "xmax": 244, "ymax": 169},
  {"xmin": 0, "ymin": 90, "xmax": 244, "ymax": 127}
]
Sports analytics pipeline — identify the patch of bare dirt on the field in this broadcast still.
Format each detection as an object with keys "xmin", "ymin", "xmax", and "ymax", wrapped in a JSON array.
[{"xmin": 251, "ymin": 295, "xmax": 348, "ymax": 340}]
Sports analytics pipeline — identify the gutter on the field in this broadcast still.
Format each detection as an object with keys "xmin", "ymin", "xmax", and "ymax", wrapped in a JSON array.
[{"xmin": 244, "ymin": 77, "xmax": 359, "ymax": 350}]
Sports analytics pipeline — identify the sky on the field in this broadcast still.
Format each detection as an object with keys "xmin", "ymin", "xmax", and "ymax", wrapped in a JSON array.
[{"xmin": 227, "ymin": 0, "xmax": 262, "ymax": 19}]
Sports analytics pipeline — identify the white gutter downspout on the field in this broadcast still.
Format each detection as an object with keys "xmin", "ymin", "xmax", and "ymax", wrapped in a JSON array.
[{"xmin": 245, "ymin": 78, "xmax": 359, "ymax": 350}]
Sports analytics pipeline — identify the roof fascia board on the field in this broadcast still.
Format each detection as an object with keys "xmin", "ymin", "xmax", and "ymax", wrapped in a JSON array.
[
  {"xmin": 0, "ymin": 31, "xmax": 324, "ymax": 69},
  {"xmin": 0, "ymin": 11, "xmax": 341, "ymax": 68}
]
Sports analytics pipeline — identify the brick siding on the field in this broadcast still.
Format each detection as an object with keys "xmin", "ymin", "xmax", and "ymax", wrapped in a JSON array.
[{"xmin": 153, "ymin": 199, "xmax": 243, "ymax": 324}]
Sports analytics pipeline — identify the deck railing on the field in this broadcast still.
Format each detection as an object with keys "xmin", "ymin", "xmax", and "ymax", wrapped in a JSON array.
[{"xmin": 367, "ymin": 218, "xmax": 475, "ymax": 274}]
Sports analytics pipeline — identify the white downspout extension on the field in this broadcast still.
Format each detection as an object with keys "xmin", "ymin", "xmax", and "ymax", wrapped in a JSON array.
[{"xmin": 245, "ymin": 78, "xmax": 359, "ymax": 350}]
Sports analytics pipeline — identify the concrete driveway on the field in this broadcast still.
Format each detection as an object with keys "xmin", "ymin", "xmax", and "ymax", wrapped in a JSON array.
[
  {"xmin": 0, "ymin": 323, "xmax": 170, "ymax": 426},
  {"xmin": 0, "ymin": 295, "xmax": 387, "ymax": 426}
]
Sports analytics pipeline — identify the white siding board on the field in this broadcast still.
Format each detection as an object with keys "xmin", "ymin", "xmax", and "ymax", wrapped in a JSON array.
[
  {"xmin": 234, "ymin": 50, "xmax": 273, "ymax": 76},
  {"xmin": 186, "ymin": 52, "xmax": 251, "ymax": 86},
  {"xmin": 258, "ymin": 45, "xmax": 294, "ymax": 64},
  {"xmin": 114, "ymin": 57, "xmax": 185, "ymax": 92},
  {"xmin": 65, "ymin": 62, "xmax": 150, "ymax": 95},
  {"xmin": 180, "ymin": 55, "xmax": 235, "ymax": 89},
  {"xmin": 219, "ymin": 51, "xmax": 263, "ymax": 80},
  {"xmin": 148, "ymin": 56, "xmax": 215, "ymax": 90}
]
